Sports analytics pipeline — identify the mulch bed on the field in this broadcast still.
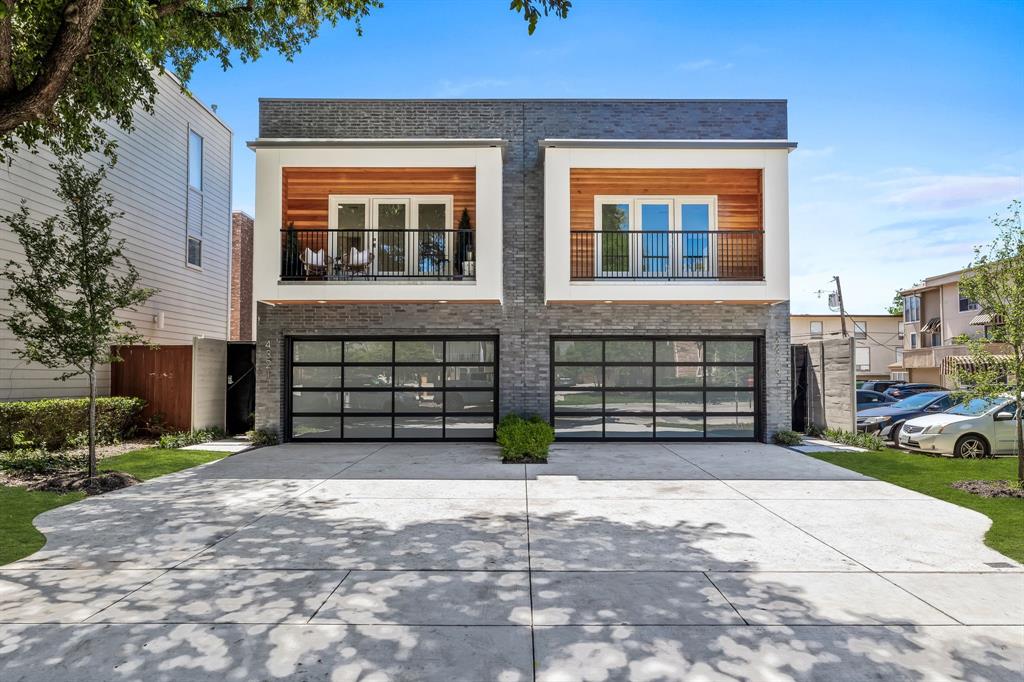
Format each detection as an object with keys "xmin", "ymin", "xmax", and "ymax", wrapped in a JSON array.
[
  {"xmin": 27, "ymin": 471, "xmax": 141, "ymax": 495},
  {"xmin": 951, "ymin": 480, "xmax": 1024, "ymax": 499}
]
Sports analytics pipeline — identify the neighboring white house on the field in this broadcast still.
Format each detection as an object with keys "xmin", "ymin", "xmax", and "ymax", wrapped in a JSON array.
[{"xmin": 0, "ymin": 72, "xmax": 232, "ymax": 402}]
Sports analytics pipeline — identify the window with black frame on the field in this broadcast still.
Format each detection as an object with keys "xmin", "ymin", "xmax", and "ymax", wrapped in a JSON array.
[
  {"xmin": 289, "ymin": 337, "xmax": 497, "ymax": 440},
  {"xmin": 551, "ymin": 337, "xmax": 758, "ymax": 440}
]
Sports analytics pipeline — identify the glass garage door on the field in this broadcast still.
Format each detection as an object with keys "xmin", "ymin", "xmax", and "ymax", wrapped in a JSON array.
[
  {"xmin": 287, "ymin": 336, "xmax": 497, "ymax": 441},
  {"xmin": 551, "ymin": 337, "xmax": 760, "ymax": 441}
]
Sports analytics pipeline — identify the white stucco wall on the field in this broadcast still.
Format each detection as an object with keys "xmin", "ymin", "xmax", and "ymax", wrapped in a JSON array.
[
  {"xmin": 543, "ymin": 145, "xmax": 790, "ymax": 303},
  {"xmin": 250, "ymin": 144, "xmax": 504, "ymax": 308}
]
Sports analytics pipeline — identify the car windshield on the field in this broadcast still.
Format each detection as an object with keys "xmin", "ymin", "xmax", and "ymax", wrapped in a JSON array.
[
  {"xmin": 946, "ymin": 397, "xmax": 1005, "ymax": 416},
  {"xmin": 892, "ymin": 392, "xmax": 943, "ymax": 409}
]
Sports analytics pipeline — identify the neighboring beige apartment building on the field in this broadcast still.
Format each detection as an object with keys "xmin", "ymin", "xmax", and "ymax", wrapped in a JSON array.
[
  {"xmin": 890, "ymin": 267, "xmax": 1003, "ymax": 386},
  {"xmin": 0, "ymin": 72, "xmax": 232, "ymax": 402},
  {"xmin": 791, "ymin": 314, "xmax": 902, "ymax": 381}
]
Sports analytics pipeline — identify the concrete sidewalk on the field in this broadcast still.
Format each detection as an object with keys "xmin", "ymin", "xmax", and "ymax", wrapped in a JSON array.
[{"xmin": 1, "ymin": 442, "xmax": 1021, "ymax": 681}]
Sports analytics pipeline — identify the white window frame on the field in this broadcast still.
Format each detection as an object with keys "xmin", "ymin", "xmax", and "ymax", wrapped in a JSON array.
[
  {"xmin": 593, "ymin": 195, "xmax": 718, "ymax": 278},
  {"xmin": 958, "ymin": 286, "xmax": 980, "ymax": 313},
  {"xmin": 904, "ymin": 295, "xmax": 920, "ymax": 322},
  {"xmin": 328, "ymin": 195, "xmax": 454, "ymax": 277},
  {"xmin": 898, "ymin": 321, "xmax": 905, "ymax": 339},
  {"xmin": 910, "ymin": 332, "xmax": 918, "ymax": 349},
  {"xmin": 186, "ymin": 128, "xmax": 204, "ymax": 269},
  {"xmin": 854, "ymin": 321, "xmax": 867, "ymax": 339},
  {"xmin": 855, "ymin": 346, "xmax": 870, "ymax": 371},
  {"xmin": 809, "ymin": 321, "xmax": 823, "ymax": 339}
]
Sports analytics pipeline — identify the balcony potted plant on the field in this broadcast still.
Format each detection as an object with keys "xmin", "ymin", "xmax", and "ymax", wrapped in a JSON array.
[{"xmin": 456, "ymin": 208, "xmax": 475, "ymax": 279}]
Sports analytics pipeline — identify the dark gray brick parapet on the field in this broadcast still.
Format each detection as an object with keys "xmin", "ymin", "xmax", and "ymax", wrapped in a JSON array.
[{"xmin": 258, "ymin": 99, "xmax": 788, "ymax": 141}]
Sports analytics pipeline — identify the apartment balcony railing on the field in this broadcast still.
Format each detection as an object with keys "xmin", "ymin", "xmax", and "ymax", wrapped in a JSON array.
[
  {"xmin": 281, "ymin": 229, "xmax": 476, "ymax": 281},
  {"xmin": 569, "ymin": 230, "xmax": 764, "ymax": 281}
]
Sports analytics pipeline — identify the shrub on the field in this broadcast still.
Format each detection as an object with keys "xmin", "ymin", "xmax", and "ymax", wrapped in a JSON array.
[
  {"xmin": 158, "ymin": 427, "xmax": 226, "ymax": 449},
  {"xmin": 822, "ymin": 428, "xmax": 886, "ymax": 451},
  {"xmin": 246, "ymin": 428, "xmax": 279, "ymax": 447},
  {"xmin": 0, "ymin": 397, "xmax": 145, "ymax": 450},
  {"xmin": 0, "ymin": 448, "xmax": 89, "ymax": 475},
  {"xmin": 772, "ymin": 430, "xmax": 803, "ymax": 446},
  {"xmin": 496, "ymin": 414, "xmax": 554, "ymax": 463}
]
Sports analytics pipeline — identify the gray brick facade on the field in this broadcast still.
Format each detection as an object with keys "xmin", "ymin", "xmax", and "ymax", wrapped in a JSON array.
[{"xmin": 255, "ymin": 99, "xmax": 792, "ymax": 440}]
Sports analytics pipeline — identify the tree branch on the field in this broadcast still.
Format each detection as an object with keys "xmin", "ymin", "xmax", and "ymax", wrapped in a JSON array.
[
  {"xmin": 0, "ymin": 0, "xmax": 14, "ymax": 95},
  {"xmin": 152, "ymin": 0, "xmax": 254, "ymax": 20},
  {"xmin": 0, "ymin": 0, "xmax": 107, "ymax": 135}
]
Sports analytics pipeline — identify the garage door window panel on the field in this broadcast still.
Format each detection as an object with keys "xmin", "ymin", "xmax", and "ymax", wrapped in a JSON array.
[{"xmin": 551, "ymin": 337, "xmax": 760, "ymax": 441}]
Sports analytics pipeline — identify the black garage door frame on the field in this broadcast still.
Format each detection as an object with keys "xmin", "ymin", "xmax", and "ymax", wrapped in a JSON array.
[
  {"xmin": 549, "ymin": 335, "xmax": 764, "ymax": 442},
  {"xmin": 285, "ymin": 335, "xmax": 499, "ymax": 442}
]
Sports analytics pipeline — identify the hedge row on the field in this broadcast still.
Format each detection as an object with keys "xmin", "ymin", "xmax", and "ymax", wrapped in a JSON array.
[{"xmin": 0, "ymin": 397, "xmax": 146, "ymax": 450}]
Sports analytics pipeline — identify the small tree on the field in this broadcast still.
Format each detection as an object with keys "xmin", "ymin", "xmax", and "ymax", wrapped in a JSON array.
[
  {"xmin": 949, "ymin": 200, "xmax": 1023, "ymax": 482},
  {"xmin": 887, "ymin": 290, "xmax": 904, "ymax": 316},
  {"xmin": 2, "ymin": 156, "xmax": 154, "ymax": 480}
]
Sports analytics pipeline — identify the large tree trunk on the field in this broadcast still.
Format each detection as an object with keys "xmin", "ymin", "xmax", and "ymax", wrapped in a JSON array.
[{"xmin": 88, "ymin": 367, "xmax": 97, "ymax": 480}]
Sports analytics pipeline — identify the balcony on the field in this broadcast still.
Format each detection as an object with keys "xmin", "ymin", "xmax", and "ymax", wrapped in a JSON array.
[
  {"xmin": 280, "ymin": 228, "xmax": 476, "ymax": 282},
  {"xmin": 569, "ymin": 230, "xmax": 764, "ymax": 281}
]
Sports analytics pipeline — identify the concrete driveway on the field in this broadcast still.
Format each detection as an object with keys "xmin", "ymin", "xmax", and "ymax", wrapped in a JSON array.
[{"xmin": 1, "ymin": 442, "xmax": 1021, "ymax": 681}]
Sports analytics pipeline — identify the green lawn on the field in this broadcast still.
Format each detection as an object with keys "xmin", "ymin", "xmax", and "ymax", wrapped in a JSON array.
[
  {"xmin": 810, "ymin": 448, "xmax": 1024, "ymax": 563},
  {"xmin": 0, "ymin": 447, "xmax": 228, "ymax": 566}
]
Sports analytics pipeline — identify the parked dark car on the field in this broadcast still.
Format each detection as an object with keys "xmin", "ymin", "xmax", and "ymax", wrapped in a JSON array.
[
  {"xmin": 882, "ymin": 383, "xmax": 944, "ymax": 400},
  {"xmin": 856, "ymin": 390, "xmax": 955, "ymax": 441},
  {"xmin": 861, "ymin": 380, "xmax": 905, "ymax": 394},
  {"xmin": 857, "ymin": 390, "xmax": 896, "ymax": 412}
]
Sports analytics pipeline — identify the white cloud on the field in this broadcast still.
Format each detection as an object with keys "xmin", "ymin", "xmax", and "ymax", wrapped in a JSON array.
[
  {"xmin": 677, "ymin": 58, "xmax": 733, "ymax": 72},
  {"xmin": 434, "ymin": 78, "xmax": 511, "ymax": 97},
  {"xmin": 879, "ymin": 175, "xmax": 1022, "ymax": 210},
  {"xmin": 794, "ymin": 146, "xmax": 835, "ymax": 159}
]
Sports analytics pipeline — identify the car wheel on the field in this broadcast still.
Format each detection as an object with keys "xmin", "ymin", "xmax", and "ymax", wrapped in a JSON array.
[
  {"xmin": 954, "ymin": 435, "xmax": 989, "ymax": 459},
  {"xmin": 889, "ymin": 421, "xmax": 904, "ymax": 445}
]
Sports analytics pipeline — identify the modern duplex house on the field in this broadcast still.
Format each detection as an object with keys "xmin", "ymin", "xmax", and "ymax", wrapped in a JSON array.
[
  {"xmin": 0, "ymin": 72, "xmax": 232, "ymax": 424},
  {"xmin": 250, "ymin": 99, "xmax": 793, "ymax": 442},
  {"xmin": 890, "ymin": 268, "xmax": 1005, "ymax": 386},
  {"xmin": 790, "ymin": 314, "xmax": 902, "ymax": 381}
]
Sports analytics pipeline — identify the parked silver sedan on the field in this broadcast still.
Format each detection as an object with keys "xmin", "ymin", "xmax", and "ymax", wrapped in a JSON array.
[{"xmin": 898, "ymin": 395, "xmax": 1021, "ymax": 458}]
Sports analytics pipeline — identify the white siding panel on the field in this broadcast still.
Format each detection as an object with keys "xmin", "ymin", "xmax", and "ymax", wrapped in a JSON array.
[{"xmin": 0, "ymin": 72, "xmax": 232, "ymax": 401}]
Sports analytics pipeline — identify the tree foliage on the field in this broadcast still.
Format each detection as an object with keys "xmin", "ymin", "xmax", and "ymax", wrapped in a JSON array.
[
  {"xmin": 2, "ymin": 156, "xmax": 155, "ymax": 477},
  {"xmin": 0, "ymin": 0, "xmax": 572, "ymax": 163},
  {"xmin": 949, "ymin": 200, "xmax": 1024, "ymax": 482},
  {"xmin": 887, "ymin": 289, "xmax": 904, "ymax": 317}
]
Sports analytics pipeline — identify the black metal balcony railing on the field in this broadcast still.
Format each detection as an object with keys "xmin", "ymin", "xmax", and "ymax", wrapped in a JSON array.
[
  {"xmin": 570, "ymin": 230, "xmax": 764, "ymax": 281},
  {"xmin": 281, "ymin": 229, "xmax": 476, "ymax": 281}
]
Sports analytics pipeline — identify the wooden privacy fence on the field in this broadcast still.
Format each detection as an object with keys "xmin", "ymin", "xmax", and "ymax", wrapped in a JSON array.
[{"xmin": 111, "ymin": 345, "xmax": 193, "ymax": 431}]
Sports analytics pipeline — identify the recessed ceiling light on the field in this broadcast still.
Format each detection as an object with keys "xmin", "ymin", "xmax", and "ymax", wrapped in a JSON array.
[
  {"xmin": 438, "ymin": 300, "xmax": 449, "ymax": 304},
  {"xmin": 317, "ymin": 300, "xmax": 327, "ymax": 304},
  {"xmin": 603, "ymin": 300, "xmax": 614, "ymax": 304},
  {"xmin": 714, "ymin": 300, "xmax": 724, "ymax": 304}
]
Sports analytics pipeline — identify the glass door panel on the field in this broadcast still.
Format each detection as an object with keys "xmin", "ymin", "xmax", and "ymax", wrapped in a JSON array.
[
  {"xmin": 680, "ymin": 202, "xmax": 711, "ymax": 277},
  {"xmin": 597, "ymin": 202, "xmax": 630, "ymax": 276},
  {"xmin": 372, "ymin": 199, "xmax": 409, "ymax": 275},
  {"xmin": 416, "ymin": 202, "xmax": 449, "ymax": 276},
  {"xmin": 337, "ymin": 202, "xmax": 369, "ymax": 274},
  {"xmin": 639, "ymin": 201, "xmax": 671, "ymax": 276}
]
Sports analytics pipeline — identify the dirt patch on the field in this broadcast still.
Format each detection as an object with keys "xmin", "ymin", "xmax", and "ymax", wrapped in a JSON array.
[
  {"xmin": 27, "ymin": 471, "xmax": 141, "ymax": 495},
  {"xmin": 951, "ymin": 480, "xmax": 1024, "ymax": 499},
  {"xmin": 66, "ymin": 439, "xmax": 157, "ymax": 461}
]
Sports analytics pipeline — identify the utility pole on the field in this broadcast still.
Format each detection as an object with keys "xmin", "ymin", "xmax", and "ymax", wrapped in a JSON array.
[{"xmin": 833, "ymin": 275, "xmax": 848, "ymax": 337}]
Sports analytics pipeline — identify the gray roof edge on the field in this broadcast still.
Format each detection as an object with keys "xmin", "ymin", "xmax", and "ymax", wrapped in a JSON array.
[
  {"xmin": 258, "ymin": 97, "xmax": 788, "ymax": 104},
  {"xmin": 539, "ymin": 139, "xmax": 798, "ymax": 150}
]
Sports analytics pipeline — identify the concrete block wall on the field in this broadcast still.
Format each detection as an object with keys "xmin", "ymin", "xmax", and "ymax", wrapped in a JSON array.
[{"xmin": 254, "ymin": 99, "xmax": 792, "ymax": 440}]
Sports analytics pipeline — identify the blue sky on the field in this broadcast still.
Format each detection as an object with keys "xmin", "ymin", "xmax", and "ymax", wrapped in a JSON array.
[{"xmin": 186, "ymin": 0, "xmax": 1023, "ymax": 314}]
